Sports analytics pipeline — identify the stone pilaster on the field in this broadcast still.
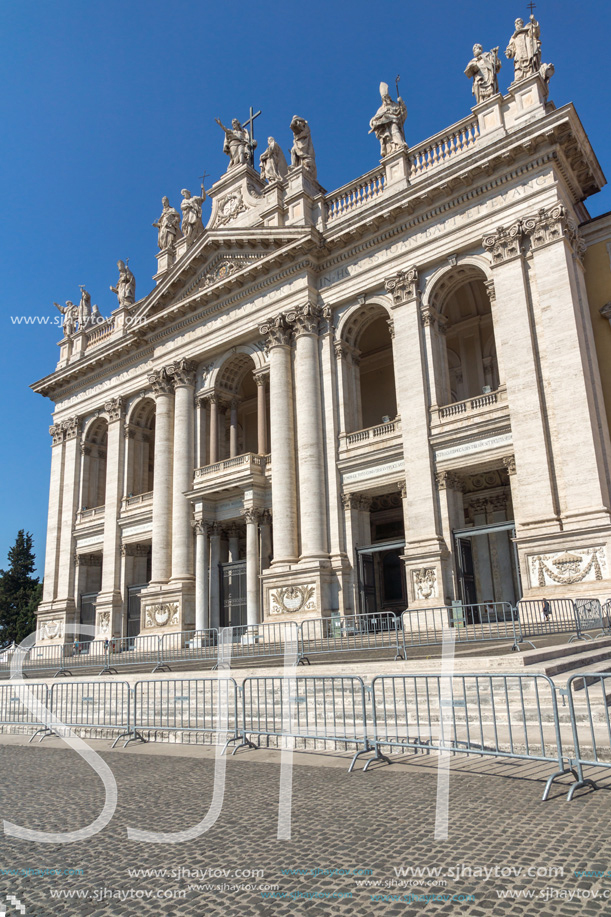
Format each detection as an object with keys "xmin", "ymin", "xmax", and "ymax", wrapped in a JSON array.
[
  {"xmin": 96, "ymin": 397, "xmax": 125, "ymax": 637},
  {"xmin": 53, "ymin": 417, "xmax": 81, "ymax": 633},
  {"xmin": 208, "ymin": 523, "xmax": 221, "ymax": 630},
  {"xmin": 482, "ymin": 221, "xmax": 559, "ymax": 533},
  {"xmin": 168, "ymin": 359, "xmax": 196, "ymax": 626},
  {"xmin": 254, "ymin": 371, "xmax": 268, "ymax": 455},
  {"xmin": 385, "ymin": 268, "xmax": 447, "ymax": 607},
  {"xmin": 39, "ymin": 423, "xmax": 67, "ymax": 610},
  {"xmin": 193, "ymin": 519, "xmax": 209, "ymax": 632},
  {"xmin": 148, "ymin": 367, "xmax": 174, "ymax": 584}
]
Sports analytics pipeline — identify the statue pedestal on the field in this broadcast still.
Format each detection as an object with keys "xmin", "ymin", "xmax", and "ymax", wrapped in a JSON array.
[
  {"xmin": 472, "ymin": 93, "xmax": 507, "ymax": 147},
  {"xmin": 507, "ymin": 73, "xmax": 550, "ymax": 127},
  {"xmin": 206, "ymin": 164, "xmax": 266, "ymax": 230},
  {"xmin": 261, "ymin": 180, "xmax": 286, "ymax": 227},
  {"xmin": 284, "ymin": 166, "xmax": 326, "ymax": 229},
  {"xmin": 381, "ymin": 147, "xmax": 411, "ymax": 188},
  {"xmin": 153, "ymin": 248, "xmax": 175, "ymax": 283}
]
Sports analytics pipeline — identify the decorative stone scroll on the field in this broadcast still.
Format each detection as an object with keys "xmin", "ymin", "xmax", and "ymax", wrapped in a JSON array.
[
  {"xmin": 287, "ymin": 302, "xmax": 322, "ymax": 336},
  {"xmin": 435, "ymin": 470, "xmax": 463, "ymax": 491},
  {"xmin": 144, "ymin": 603, "xmax": 180, "ymax": 628},
  {"xmin": 522, "ymin": 204, "xmax": 586, "ymax": 260},
  {"xmin": 170, "ymin": 358, "xmax": 197, "ymax": 387},
  {"xmin": 270, "ymin": 584, "xmax": 317, "ymax": 615},
  {"xmin": 384, "ymin": 268, "xmax": 419, "ymax": 305},
  {"xmin": 529, "ymin": 547, "xmax": 607, "ymax": 588},
  {"xmin": 148, "ymin": 367, "xmax": 174, "ymax": 396},
  {"xmin": 259, "ymin": 313, "xmax": 292, "ymax": 347},
  {"xmin": 482, "ymin": 222, "xmax": 523, "ymax": 264}
]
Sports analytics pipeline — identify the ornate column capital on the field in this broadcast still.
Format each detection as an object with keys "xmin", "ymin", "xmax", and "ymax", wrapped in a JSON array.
[
  {"xmin": 242, "ymin": 507, "xmax": 262, "ymax": 524},
  {"xmin": 435, "ymin": 470, "xmax": 463, "ymax": 491},
  {"xmin": 104, "ymin": 396, "xmax": 124, "ymax": 423},
  {"xmin": 522, "ymin": 203, "xmax": 586, "ymax": 260},
  {"xmin": 259, "ymin": 313, "xmax": 292, "ymax": 347},
  {"xmin": 49, "ymin": 424, "xmax": 64, "ymax": 445},
  {"xmin": 207, "ymin": 521, "xmax": 221, "ymax": 537},
  {"xmin": 482, "ymin": 222, "xmax": 524, "ymax": 264},
  {"xmin": 502, "ymin": 454, "xmax": 517, "ymax": 475},
  {"xmin": 484, "ymin": 278, "xmax": 496, "ymax": 303},
  {"xmin": 253, "ymin": 368, "xmax": 269, "ymax": 386},
  {"xmin": 80, "ymin": 443, "xmax": 91, "ymax": 456},
  {"xmin": 396, "ymin": 480, "xmax": 407, "ymax": 499},
  {"xmin": 148, "ymin": 367, "xmax": 174, "ymax": 396},
  {"xmin": 170, "ymin": 358, "xmax": 197, "ymax": 387},
  {"xmin": 385, "ymin": 267, "xmax": 419, "ymax": 305},
  {"xmin": 287, "ymin": 302, "xmax": 323, "ymax": 336},
  {"xmin": 192, "ymin": 519, "xmax": 208, "ymax": 535},
  {"xmin": 120, "ymin": 543, "xmax": 151, "ymax": 557},
  {"xmin": 62, "ymin": 416, "xmax": 80, "ymax": 441}
]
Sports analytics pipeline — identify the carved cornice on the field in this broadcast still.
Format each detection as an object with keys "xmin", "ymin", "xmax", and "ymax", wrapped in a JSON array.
[
  {"xmin": 522, "ymin": 203, "xmax": 586, "ymax": 260},
  {"xmin": 169, "ymin": 358, "xmax": 197, "ymax": 387},
  {"xmin": 104, "ymin": 396, "xmax": 124, "ymax": 423},
  {"xmin": 259, "ymin": 313, "xmax": 292, "ymax": 347},
  {"xmin": 148, "ymin": 367, "xmax": 174, "ymax": 396},
  {"xmin": 385, "ymin": 268, "xmax": 419, "ymax": 305},
  {"xmin": 482, "ymin": 222, "xmax": 523, "ymax": 264}
]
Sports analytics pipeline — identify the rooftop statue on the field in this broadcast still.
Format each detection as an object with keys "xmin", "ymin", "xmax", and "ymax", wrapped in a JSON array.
[
  {"xmin": 110, "ymin": 259, "xmax": 136, "ymax": 308},
  {"xmin": 289, "ymin": 116, "xmax": 317, "ymax": 178},
  {"xmin": 215, "ymin": 117, "xmax": 255, "ymax": 169},
  {"xmin": 180, "ymin": 185, "xmax": 206, "ymax": 241},
  {"xmin": 505, "ymin": 14, "xmax": 554, "ymax": 84},
  {"xmin": 54, "ymin": 301, "xmax": 78, "ymax": 337},
  {"xmin": 259, "ymin": 136, "xmax": 289, "ymax": 183},
  {"xmin": 77, "ymin": 286, "xmax": 92, "ymax": 328},
  {"xmin": 369, "ymin": 81, "xmax": 407, "ymax": 158},
  {"xmin": 465, "ymin": 45, "xmax": 501, "ymax": 104},
  {"xmin": 153, "ymin": 196, "xmax": 182, "ymax": 251}
]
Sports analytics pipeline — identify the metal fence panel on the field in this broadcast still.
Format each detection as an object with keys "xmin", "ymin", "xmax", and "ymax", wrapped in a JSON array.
[
  {"xmin": 516, "ymin": 598, "xmax": 578, "ymax": 640},
  {"xmin": 222, "ymin": 622, "xmax": 300, "ymax": 662},
  {"xmin": 105, "ymin": 635, "xmax": 164, "ymax": 673},
  {"xmin": 574, "ymin": 598, "xmax": 609, "ymax": 636},
  {"xmin": 300, "ymin": 614, "xmax": 402, "ymax": 661},
  {"xmin": 158, "ymin": 630, "xmax": 219, "ymax": 668},
  {"xmin": 0, "ymin": 683, "xmax": 49, "ymax": 727},
  {"xmin": 46, "ymin": 681, "xmax": 134, "ymax": 745},
  {"xmin": 563, "ymin": 673, "xmax": 611, "ymax": 800},
  {"xmin": 240, "ymin": 675, "xmax": 370, "ymax": 770},
  {"xmin": 14, "ymin": 644, "xmax": 65, "ymax": 676},
  {"xmin": 368, "ymin": 673, "xmax": 569, "ymax": 797},
  {"xmin": 134, "ymin": 678, "xmax": 239, "ymax": 747},
  {"xmin": 401, "ymin": 604, "xmax": 518, "ymax": 650}
]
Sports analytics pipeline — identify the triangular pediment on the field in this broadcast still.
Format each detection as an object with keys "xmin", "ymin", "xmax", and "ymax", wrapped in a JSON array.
[{"xmin": 130, "ymin": 227, "xmax": 318, "ymax": 328}]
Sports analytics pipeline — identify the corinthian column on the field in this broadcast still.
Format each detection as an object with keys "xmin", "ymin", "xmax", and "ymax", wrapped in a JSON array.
[
  {"xmin": 259, "ymin": 314, "xmax": 299, "ymax": 563},
  {"xmin": 290, "ymin": 302, "xmax": 328, "ymax": 559},
  {"xmin": 55, "ymin": 417, "xmax": 81, "ymax": 614},
  {"xmin": 194, "ymin": 520, "xmax": 209, "ymax": 631},
  {"xmin": 255, "ymin": 372, "xmax": 268, "ymax": 454},
  {"xmin": 170, "ymin": 359, "xmax": 196, "ymax": 583},
  {"xmin": 243, "ymin": 508, "xmax": 261, "ymax": 626},
  {"xmin": 149, "ymin": 367, "xmax": 174, "ymax": 584}
]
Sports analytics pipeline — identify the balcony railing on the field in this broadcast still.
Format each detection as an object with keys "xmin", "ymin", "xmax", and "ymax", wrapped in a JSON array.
[
  {"xmin": 339, "ymin": 417, "xmax": 402, "ymax": 451},
  {"xmin": 76, "ymin": 505, "xmax": 105, "ymax": 524},
  {"xmin": 121, "ymin": 491, "xmax": 153, "ymax": 512},
  {"xmin": 86, "ymin": 318, "xmax": 115, "ymax": 348},
  {"xmin": 326, "ymin": 166, "xmax": 386, "ymax": 222},
  {"xmin": 408, "ymin": 114, "xmax": 479, "ymax": 181},
  {"xmin": 431, "ymin": 388, "xmax": 507, "ymax": 425},
  {"xmin": 194, "ymin": 452, "xmax": 268, "ymax": 482}
]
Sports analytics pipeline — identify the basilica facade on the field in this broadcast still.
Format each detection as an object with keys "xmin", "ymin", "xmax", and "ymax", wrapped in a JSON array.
[{"xmin": 32, "ymin": 20, "xmax": 611, "ymax": 645}]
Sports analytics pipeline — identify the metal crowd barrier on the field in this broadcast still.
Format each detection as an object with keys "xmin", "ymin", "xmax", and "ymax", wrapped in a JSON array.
[
  {"xmin": 367, "ymin": 673, "xmax": 572, "ymax": 799},
  {"xmin": 223, "ymin": 622, "xmax": 301, "ymax": 665},
  {"xmin": 13, "ymin": 644, "xmax": 65, "ymax": 677},
  {"xmin": 515, "ymin": 598, "xmax": 581, "ymax": 642},
  {"xmin": 0, "ymin": 683, "xmax": 49, "ymax": 731},
  {"xmin": 239, "ymin": 675, "xmax": 372, "ymax": 770},
  {"xmin": 133, "ymin": 677, "xmax": 240, "ymax": 751},
  {"xmin": 300, "ymin": 613, "xmax": 403, "ymax": 663},
  {"xmin": 574, "ymin": 599, "xmax": 610, "ymax": 638},
  {"xmin": 401, "ymin": 603, "xmax": 519, "ymax": 651},
  {"xmin": 561, "ymin": 673, "xmax": 611, "ymax": 800},
  {"xmin": 32, "ymin": 681, "xmax": 138, "ymax": 748},
  {"xmin": 158, "ymin": 630, "xmax": 218, "ymax": 669}
]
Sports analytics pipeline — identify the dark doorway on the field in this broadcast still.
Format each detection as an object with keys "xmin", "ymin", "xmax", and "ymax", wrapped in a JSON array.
[
  {"xmin": 454, "ymin": 522, "xmax": 521, "ymax": 610},
  {"xmin": 79, "ymin": 593, "xmax": 97, "ymax": 647},
  {"xmin": 358, "ymin": 541, "xmax": 406, "ymax": 618},
  {"xmin": 127, "ymin": 584, "xmax": 146, "ymax": 641},
  {"xmin": 220, "ymin": 561, "xmax": 247, "ymax": 628}
]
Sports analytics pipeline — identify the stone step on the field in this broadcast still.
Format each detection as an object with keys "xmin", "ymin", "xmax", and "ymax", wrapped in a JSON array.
[
  {"xmin": 542, "ymin": 647, "xmax": 611, "ymax": 677},
  {"xmin": 518, "ymin": 636, "xmax": 611, "ymax": 668}
]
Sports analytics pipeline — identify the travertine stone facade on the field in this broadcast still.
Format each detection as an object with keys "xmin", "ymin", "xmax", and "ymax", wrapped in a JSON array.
[{"xmin": 32, "ymin": 53, "xmax": 611, "ymax": 644}]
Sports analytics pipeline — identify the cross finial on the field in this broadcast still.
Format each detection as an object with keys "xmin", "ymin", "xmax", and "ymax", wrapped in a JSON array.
[{"xmin": 527, "ymin": 1, "xmax": 536, "ymax": 15}]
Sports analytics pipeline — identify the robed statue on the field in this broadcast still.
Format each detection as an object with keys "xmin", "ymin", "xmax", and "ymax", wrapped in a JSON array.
[
  {"xmin": 153, "ymin": 196, "xmax": 182, "ymax": 251},
  {"xmin": 505, "ymin": 15, "xmax": 554, "ymax": 85},
  {"xmin": 259, "ymin": 137, "xmax": 289, "ymax": 183},
  {"xmin": 110, "ymin": 260, "xmax": 136, "ymax": 308},
  {"xmin": 465, "ymin": 45, "xmax": 501, "ymax": 104},
  {"xmin": 215, "ymin": 118, "xmax": 255, "ymax": 169},
  {"xmin": 369, "ymin": 82, "xmax": 407, "ymax": 158},
  {"xmin": 180, "ymin": 186, "xmax": 206, "ymax": 240}
]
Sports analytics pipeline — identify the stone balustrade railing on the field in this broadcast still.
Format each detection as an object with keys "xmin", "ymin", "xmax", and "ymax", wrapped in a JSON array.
[
  {"xmin": 76, "ymin": 505, "xmax": 105, "ymax": 524},
  {"xmin": 121, "ymin": 491, "xmax": 153, "ymax": 512},
  {"xmin": 408, "ymin": 115, "xmax": 479, "ymax": 180},
  {"xmin": 340, "ymin": 417, "xmax": 402, "ymax": 449},
  {"xmin": 433, "ymin": 387, "xmax": 507, "ymax": 423},
  {"xmin": 326, "ymin": 167, "xmax": 386, "ymax": 222},
  {"xmin": 86, "ymin": 319, "xmax": 115, "ymax": 348},
  {"xmin": 194, "ymin": 452, "xmax": 268, "ymax": 481}
]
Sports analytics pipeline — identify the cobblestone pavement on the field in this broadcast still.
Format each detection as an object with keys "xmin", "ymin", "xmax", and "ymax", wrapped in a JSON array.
[{"xmin": 1, "ymin": 740, "xmax": 611, "ymax": 916}]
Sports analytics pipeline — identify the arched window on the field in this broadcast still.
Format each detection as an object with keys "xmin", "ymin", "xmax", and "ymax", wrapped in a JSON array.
[
  {"xmin": 125, "ymin": 399, "xmax": 155, "ymax": 496},
  {"xmin": 340, "ymin": 305, "xmax": 398, "ymax": 433},
  {"xmin": 81, "ymin": 419, "xmax": 107, "ymax": 508}
]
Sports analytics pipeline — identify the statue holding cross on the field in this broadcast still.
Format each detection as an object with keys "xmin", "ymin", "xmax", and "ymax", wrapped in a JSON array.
[
  {"xmin": 215, "ymin": 107, "xmax": 261, "ymax": 170},
  {"xmin": 505, "ymin": 9, "xmax": 554, "ymax": 85}
]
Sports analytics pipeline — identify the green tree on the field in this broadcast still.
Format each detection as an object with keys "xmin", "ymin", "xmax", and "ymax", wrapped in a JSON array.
[{"xmin": 0, "ymin": 531, "xmax": 42, "ymax": 645}]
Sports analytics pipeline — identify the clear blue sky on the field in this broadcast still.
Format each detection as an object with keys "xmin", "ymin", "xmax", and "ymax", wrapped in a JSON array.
[{"xmin": 1, "ymin": 0, "xmax": 610, "ymax": 577}]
